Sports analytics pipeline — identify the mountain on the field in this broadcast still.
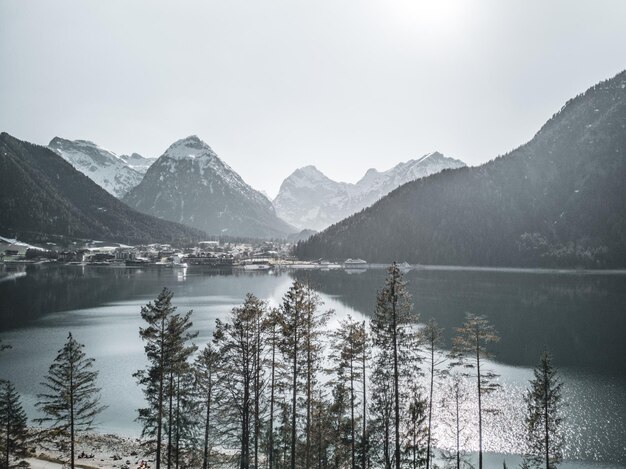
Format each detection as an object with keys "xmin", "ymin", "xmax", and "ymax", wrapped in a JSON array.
[
  {"xmin": 295, "ymin": 70, "xmax": 626, "ymax": 268},
  {"xmin": 274, "ymin": 152, "xmax": 465, "ymax": 231},
  {"xmin": 0, "ymin": 133, "xmax": 204, "ymax": 245},
  {"xmin": 48, "ymin": 137, "xmax": 145, "ymax": 198},
  {"xmin": 123, "ymin": 136, "xmax": 296, "ymax": 238},
  {"xmin": 119, "ymin": 152, "xmax": 157, "ymax": 174}
]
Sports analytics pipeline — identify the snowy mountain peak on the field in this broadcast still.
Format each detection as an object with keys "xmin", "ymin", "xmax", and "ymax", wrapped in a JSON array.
[
  {"xmin": 48, "ymin": 137, "xmax": 144, "ymax": 198},
  {"xmin": 274, "ymin": 152, "xmax": 466, "ymax": 231},
  {"xmin": 123, "ymin": 136, "xmax": 295, "ymax": 238},
  {"xmin": 163, "ymin": 135, "xmax": 218, "ymax": 161}
]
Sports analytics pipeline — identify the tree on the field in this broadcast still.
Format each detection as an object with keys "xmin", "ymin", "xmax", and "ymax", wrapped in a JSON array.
[
  {"xmin": 0, "ymin": 380, "xmax": 28, "ymax": 468},
  {"xmin": 278, "ymin": 281, "xmax": 330, "ymax": 469},
  {"xmin": 135, "ymin": 288, "xmax": 195, "ymax": 469},
  {"xmin": 370, "ymin": 263, "xmax": 419, "ymax": 469},
  {"xmin": 195, "ymin": 344, "xmax": 221, "ymax": 469},
  {"xmin": 523, "ymin": 352, "xmax": 565, "ymax": 469},
  {"xmin": 212, "ymin": 293, "xmax": 267, "ymax": 469},
  {"xmin": 451, "ymin": 314, "xmax": 500, "ymax": 469},
  {"xmin": 403, "ymin": 386, "xmax": 428, "ymax": 469},
  {"xmin": 420, "ymin": 319, "xmax": 445, "ymax": 469},
  {"xmin": 330, "ymin": 316, "xmax": 367, "ymax": 469},
  {"xmin": 36, "ymin": 332, "xmax": 105, "ymax": 469},
  {"xmin": 439, "ymin": 372, "xmax": 471, "ymax": 469}
]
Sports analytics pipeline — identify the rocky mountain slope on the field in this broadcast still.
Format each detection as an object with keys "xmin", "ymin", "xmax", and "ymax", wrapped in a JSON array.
[
  {"xmin": 295, "ymin": 70, "xmax": 626, "ymax": 268},
  {"xmin": 274, "ymin": 152, "xmax": 465, "ymax": 230},
  {"xmin": 123, "ymin": 136, "xmax": 296, "ymax": 238},
  {"xmin": 0, "ymin": 133, "xmax": 204, "ymax": 244},
  {"xmin": 48, "ymin": 137, "xmax": 147, "ymax": 198}
]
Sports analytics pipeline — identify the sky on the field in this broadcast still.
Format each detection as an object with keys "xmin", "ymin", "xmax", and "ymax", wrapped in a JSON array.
[{"xmin": 1, "ymin": 1, "xmax": 626, "ymax": 198}]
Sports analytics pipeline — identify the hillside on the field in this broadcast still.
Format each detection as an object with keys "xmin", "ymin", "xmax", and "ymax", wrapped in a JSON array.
[
  {"xmin": 295, "ymin": 71, "xmax": 626, "ymax": 268},
  {"xmin": 0, "ymin": 133, "xmax": 205, "ymax": 245},
  {"xmin": 123, "ymin": 136, "xmax": 296, "ymax": 238}
]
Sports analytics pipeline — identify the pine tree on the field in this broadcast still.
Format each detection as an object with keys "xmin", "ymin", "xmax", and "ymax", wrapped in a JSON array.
[
  {"xmin": 36, "ymin": 332, "xmax": 105, "ymax": 469},
  {"xmin": 278, "ymin": 281, "xmax": 330, "ymax": 469},
  {"xmin": 403, "ymin": 386, "xmax": 428, "ymax": 469},
  {"xmin": 0, "ymin": 380, "xmax": 28, "ymax": 468},
  {"xmin": 330, "ymin": 316, "xmax": 367, "ymax": 469},
  {"xmin": 134, "ymin": 288, "xmax": 195, "ymax": 469},
  {"xmin": 523, "ymin": 352, "xmax": 564, "ymax": 469},
  {"xmin": 451, "ymin": 314, "xmax": 500, "ymax": 469},
  {"xmin": 195, "ymin": 344, "xmax": 220, "ymax": 469},
  {"xmin": 420, "ymin": 319, "xmax": 445, "ymax": 469},
  {"xmin": 212, "ymin": 293, "xmax": 267, "ymax": 469},
  {"xmin": 370, "ymin": 263, "xmax": 419, "ymax": 469}
]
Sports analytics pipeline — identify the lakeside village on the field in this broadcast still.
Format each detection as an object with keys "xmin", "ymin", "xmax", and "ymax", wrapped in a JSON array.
[{"xmin": 0, "ymin": 236, "xmax": 380, "ymax": 272}]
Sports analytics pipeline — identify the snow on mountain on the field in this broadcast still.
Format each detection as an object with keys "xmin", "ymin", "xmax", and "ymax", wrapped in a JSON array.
[
  {"xmin": 48, "ymin": 137, "xmax": 144, "ymax": 198},
  {"xmin": 123, "ymin": 136, "xmax": 296, "ymax": 238},
  {"xmin": 274, "ymin": 152, "xmax": 465, "ymax": 231},
  {"xmin": 119, "ymin": 153, "xmax": 157, "ymax": 175}
]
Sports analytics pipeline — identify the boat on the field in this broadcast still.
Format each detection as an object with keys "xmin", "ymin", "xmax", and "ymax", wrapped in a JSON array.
[{"xmin": 344, "ymin": 258, "xmax": 368, "ymax": 269}]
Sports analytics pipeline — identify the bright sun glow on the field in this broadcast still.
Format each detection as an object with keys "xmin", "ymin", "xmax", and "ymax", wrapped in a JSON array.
[{"xmin": 384, "ymin": 0, "xmax": 468, "ymax": 39}]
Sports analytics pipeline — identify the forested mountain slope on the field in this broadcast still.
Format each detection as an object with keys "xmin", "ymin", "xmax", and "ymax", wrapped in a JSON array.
[
  {"xmin": 0, "ymin": 133, "xmax": 204, "ymax": 245},
  {"xmin": 295, "ymin": 71, "xmax": 626, "ymax": 268}
]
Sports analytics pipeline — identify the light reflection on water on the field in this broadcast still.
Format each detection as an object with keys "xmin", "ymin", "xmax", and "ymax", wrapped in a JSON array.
[{"xmin": 0, "ymin": 265, "xmax": 624, "ymax": 467}]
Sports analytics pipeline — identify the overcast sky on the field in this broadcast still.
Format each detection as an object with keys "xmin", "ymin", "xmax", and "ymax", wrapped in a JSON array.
[{"xmin": 1, "ymin": 0, "xmax": 625, "ymax": 197}]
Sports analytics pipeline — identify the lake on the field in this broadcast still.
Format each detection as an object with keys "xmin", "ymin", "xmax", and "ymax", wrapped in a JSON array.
[{"xmin": 0, "ymin": 264, "xmax": 625, "ymax": 468}]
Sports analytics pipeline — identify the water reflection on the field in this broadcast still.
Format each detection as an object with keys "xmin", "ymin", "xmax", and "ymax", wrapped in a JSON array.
[
  {"xmin": 0, "ymin": 265, "xmax": 625, "ymax": 465},
  {"xmin": 293, "ymin": 269, "xmax": 626, "ymax": 372}
]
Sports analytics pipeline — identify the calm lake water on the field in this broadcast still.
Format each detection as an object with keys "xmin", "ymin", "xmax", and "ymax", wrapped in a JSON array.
[{"xmin": 0, "ymin": 264, "xmax": 625, "ymax": 468}]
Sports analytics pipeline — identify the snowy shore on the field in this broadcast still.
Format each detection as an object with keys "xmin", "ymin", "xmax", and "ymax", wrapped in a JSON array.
[{"xmin": 18, "ymin": 431, "xmax": 151, "ymax": 469}]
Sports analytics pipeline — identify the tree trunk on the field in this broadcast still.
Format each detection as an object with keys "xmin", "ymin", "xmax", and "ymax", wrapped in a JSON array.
[
  {"xmin": 476, "ymin": 338, "xmax": 483, "ymax": 469},
  {"xmin": 290, "ymin": 307, "xmax": 299, "ymax": 469},
  {"xmin": 269, "ymin": 325, "xmax": 276, "ymax": 469},
  {"xmin": 167, "ymin": 373, "xmax": 174, "ymax": 469},
  {"xmin": 203, "ymin": 369, "xmax": 212, "ymax": 469},
  {"xmin": 391, "ymin": 278, "xmax": 401, "ymax": 469},
  {"xmin": 156, "ymin": 317, "xmax": 166, "ymax": 469},
  {"xmin": 70, "ymin": 342, "xmax": 75, "ymax": 469},
  {"xmin": 350, "ymin": 354, "xmax": 355, "ymax": 469},
  {"xmin": 455, "ymin": 386, "xmax": 460, "ymax": 469},
  {"xmin": 426, "ymin": 343, "xmax": 434, "ymax": 469},
  {"xmin": 543, "ymin": 363, "xmax": 550, "ymax": 469},
  {"xmin": 362, "ymin": 326, "xmax": 367, "ymax": 469}
]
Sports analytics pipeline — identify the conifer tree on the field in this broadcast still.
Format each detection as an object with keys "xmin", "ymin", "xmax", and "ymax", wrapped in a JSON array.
[
  {"xmin": 370, "ymin": 263, "xmax": 419, "ymax": 469},
  {"xmin": 330, "ymin": 316, "xmax": 367, "ymax": 469},
  {"xmin": 0, "ymin": 380, "xmax": 28, "ymax": 468},
  {"xmin": 135, "ymin": 288, "xmax": 195, "ymax": 469},
  {"xmin": 36, "ymin": 332, "xmax": 105, "ymax": 469},
  {"xmin": 451, "ymin": 314, "xmax": 500, "ymax": 469},
  {"xmin": 195, "ymin": 344, "xmax": 220, "ymax": 469},
  {"xmin": 403, "ymin": 386, "xmax": 428, "ymax": 469},
  {"xmin": 278, "ymin": 281, "xmax": 330, "ymax": 469},
  {"xmin": 420, "ymin": 319, "xmax": 445, "ymax": 469},
  {"xmin": 523, "ymin": 352, "xmax": 564, "ymax": 469},
  {"xmin": 212, "ymin": 293, "xmax": 267, "ymax": 469}
]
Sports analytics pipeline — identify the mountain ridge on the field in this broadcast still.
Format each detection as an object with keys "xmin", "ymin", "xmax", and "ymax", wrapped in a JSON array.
[
  {"xmin": 48, "ymin": 137, "xmax": 147, "ymax": 198},
  {"xmin": 274, "ymin": 152, "xmax": 465, "ymax": 231},
  {"xmin": 295, "ymin": 70, "xmax": 626, "ymax": 268},
  {"xmin": 0, "ymin": 132, "xmax": 205, "ymax": 245}
]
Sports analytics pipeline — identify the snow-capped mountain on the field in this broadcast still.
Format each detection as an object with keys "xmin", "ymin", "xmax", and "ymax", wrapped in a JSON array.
[
  {"xmin": 123, "ymin": 135, "xmax": 296, "ymax": 238},
  {"xmin": 274, "ymin": 152, "xmax": 465, "ymax": 231},
  {"xmin": 119, "ymin": 153, "xmax": 157, "ymax": 175},
  {"xmin": 48, "ymin": 137, "xmax": 145, "ymax": 198}
]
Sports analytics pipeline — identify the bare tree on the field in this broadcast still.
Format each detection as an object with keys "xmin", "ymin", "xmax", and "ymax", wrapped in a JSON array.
[{"xmin": 451, "ymin": 313, "xmax": 500, "ymax": 469}]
